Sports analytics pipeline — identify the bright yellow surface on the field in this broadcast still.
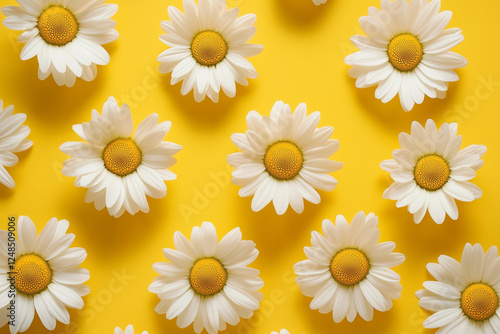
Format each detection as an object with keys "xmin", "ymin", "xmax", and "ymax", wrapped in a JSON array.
[{"xmin": 1, "ymin": 0, "xmax": 500, "ymax": 333}]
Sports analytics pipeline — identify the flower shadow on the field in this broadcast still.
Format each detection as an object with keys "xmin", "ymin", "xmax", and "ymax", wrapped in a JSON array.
[
  {"xmin": 274, "ymin": 0, "xmax": 333, "ymax": 29},
  {"xmin": 347, "ymin": 69, "xmax": 463, "ymax": 131},
  {"xmin": 11, "ymin": 62, "xmax": 106, "ymax": 126},
  {"xmin": 376, "ymin": 174, "xmax": 472, "ymax": 334},
  {"xmin": 158, "ymin": 72, "xmax": 258, "ymax": 128},
  {"xmin": 299, "ymin": 293, "xmax": 395, "ymax": 334},
  {"xmin": 235, "ymin": 184, "xmax": 338, "ymax": 261},
  {"xmin": 0, "ymin": 186, "xmax": 14, "ymax": 200},
  {"xmin": 56, "ymin": 182, "xmax": 175, "ymax": 261},
  {"xmin": 4, "ymin": 41, "xmax": 119, "ymax": 127},
  {"xmin": 379, "ymin": 181, "xmax": 471, "ymax": 264}
]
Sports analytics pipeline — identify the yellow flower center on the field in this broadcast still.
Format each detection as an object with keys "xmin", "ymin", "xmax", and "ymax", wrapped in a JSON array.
[
  {"xmin": 387, "ymin": 34, "xmax": 423, "ymax": 71},
  {"xmin": 189, "ymin": 258, "xmax": 227, "ymax": 296},
  {"xmin": 264, "ymin": 141, "xmax": 303, "ymax": 180},
  {"xmin": 461, "ymin": 283, "xmax": 498, "ymax": 321},
  {"xmin": 414, "ymin": 155, "xmax": 450, "ymax": 191},
  {"xmin": 12, "ymin": 254, "xmax": 52, "ymax": 295},
  {"xmin": 38, "ymin": 6, "xmax": 79, "ymax": 46},
  {"xmin": 102, "ymin": 138, "xmax": 142, "ymax": 176},
  {"xmin": 330, "ymin": 249, "xmax": 369, "ymax": 286},
  {"xmin": 191, "ymin": 30, "xmax": 228, "ymax": 66}
]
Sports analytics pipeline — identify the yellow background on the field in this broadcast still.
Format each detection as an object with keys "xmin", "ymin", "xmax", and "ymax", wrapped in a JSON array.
[{"xmin": 1, "ymin": 0, "xmax": 500, "ymax": 333}]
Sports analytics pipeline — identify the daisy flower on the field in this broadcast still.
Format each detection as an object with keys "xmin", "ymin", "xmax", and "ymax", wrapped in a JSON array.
[
  {"xmin": 158, "ymin": 0, "xmax": 263, "ymax": 102},
  {"xmin": 0, "ymin": 216, "xmax": 89, "ymax": 333},
  {"xmin": 0, "ymin": 99, "xmax": 32, "ymax": 188},
  {"xmin": 114, "ymin": 325, "xmax": 148, "ymax": 334},
  {"xmin": 381, "ymin": 119, "xmax": 486, "ymax": 224},
  {"xmin": 294, "ymin": 212, "xmax": 405, "ymax": 322},
  {"xmin": 272, "ymin": 330, "xmax": 290, "ymax": 334},
  {"xmin": 227, "ymin": 101, "xmax": 342, "ymax": 215},
  {"xmin": 60, "ymin": 96, "xmax": 182, "ymax": 218},
  {"xmin": 149, "ymin": 222, "xmax": 263, "ymax": 334},
  {"xmin": 1, "ymin": 0, "xmax": 119, "ymax": 87},
  {"xmin": 417, "ymin": 243, "xmax": 500, "ymax": 333},
  {"xmin": 312, "ymin": 0, "xmax": 327, "ymax": 5},
  {"xmin": 344, "ymin": 0, "xmax": 468, "ymax": 111}
]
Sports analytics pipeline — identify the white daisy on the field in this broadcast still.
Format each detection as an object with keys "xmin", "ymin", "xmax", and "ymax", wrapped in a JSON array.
[
  {"xmin": 381, "ymin": 119, "xmax": 486, "ymax": 224},
  {"xmin": 114, "ymin": 325, "xmax": 148, "ymax": 334},
  {"xmin": 294, "ymin": 212, "xmax": 405, "ymax": 323},
  {"xmin": 227, "ymin": 101, "xmax": 342, "ymax": 215},
  {"xmin": 312, "ymin": 0, "xmax": 327, "ymax": 5},
  {"xmin": 0, "ymin": 99, "xmax": 32, "ymax": 188},
  {"xmin": 158, "ymin": 0, "xmax": 263, "ymax": 102},
  {"xmin": 0, "ymin": 216, "xmax": 90, "ymax": 333},
  {"xmin": 344, "ymin": 0, "xmax": 468, "ymax": 111},
  {"xmin": 149, "ymin": 222, "xmax": 263, "ymax": 334},
  {"xmin": 60, "ymin": 96, "xmax": 182, "ymax": 218},
  {"xmin": 2, "ymin": 0, "xmax": 119, "ymax": 87},
  {"xmin": 417, "ymin": 243, "xmax": 500, "ymax": 333},
  {"xmin": 272, "ymin": 330, "xmax": 290, "ymax": 334}
]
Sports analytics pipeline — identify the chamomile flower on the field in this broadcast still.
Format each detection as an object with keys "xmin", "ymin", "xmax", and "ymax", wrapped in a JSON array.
[
  {"xmin": 312, "ymin": 0, "xmax": 327, "ymax": 5},
  {"xmin": 149, "ymin": 222, "xmax": 263, "ymax": 334},
  {"xmin": 60, "ymin": 96, "xmax": 182, "ymax": 218},
  {"xmin": 227, "ymin": 101, "xmax": 342, "ymax": 215},
  {"xmin": 2, "ymin": 0, "xmax": 119, "ymax": 87},
  {"xmin": 417, "ymin": 243, "xmax": 500, "ymax": 333},
  {"xmin": 294, "ymin": 212, "xmax": 405, "ymax": 322},
  {"xmin": 114, "ymin": 325, "xmax": 148, "ymax": 334},
  {"xmin": 381, "ymin": 119, "xmax": 486, "ymax": 224},
  {"xmin": 0, "ymin": 216, "xmax": 89, "ymax": 333},
  {"xmin": 158, "ymin": 0, "xmax": 263, "ymax": 102},
  {"xmin": 344, "ymin": 0, "xmax": 468, "ymax": 111},
  {"xmin": 272, "ymin": 330, "xmax": 291, "ymax": 334},
  {"xmin": 0, "ymin": 99, "xmax": 32, "ymax": 188}
]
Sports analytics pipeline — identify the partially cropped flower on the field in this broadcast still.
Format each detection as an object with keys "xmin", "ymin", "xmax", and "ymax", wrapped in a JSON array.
[
  {"xmin": 381, "ymin": 119, "xmax": 486, "ymax": 224},
  {"xmin": 294, "ymin": 212, "xmax": 405, "ymax": 322},
  {"xmin": 312, "ymin": 0, "xmax": 327, "ymax": 5},
  {"xmin": 158, "ymin": 0, "xmax": 263, "ymax": 102},
  {"xmin": 227, "ymin": 101, "xmax": 342, "ymax": 215},
  {"xmin": 272, "ymin": 330, "xmax": 291, "ymax": 334},
  {"xmin": 114, "ymin": 325, "xmax": 148, "ymax": 334},
  {"xmin": 149, "ymin": 222, "xmax": 263, "ymax": 334},
  {"xmin": 0, "ymin": 99, "xmax": 32, "ymax": 188},
  {"xmin": 417, "ymin": 243, "xmax": 500, "ymax": 333},
  {"xmin": 345, "ymin": 0, "xmax": 467, "ymax": 111},
  {"xmin": 2, "ymin": 0, "xmax": 119, "ymax": 86},
  {"xmin": 60, "ymin": 96, "xmax": 182, "ymax": 218},
  {"xmin": 0, "ymin": 216, "xmax": 89, "ymax": 333}
]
